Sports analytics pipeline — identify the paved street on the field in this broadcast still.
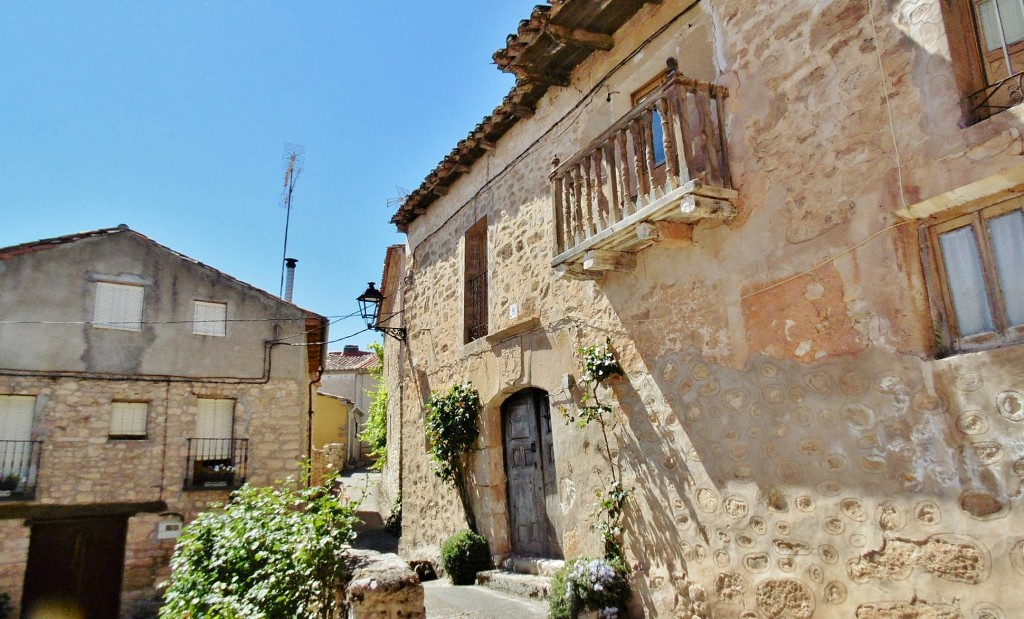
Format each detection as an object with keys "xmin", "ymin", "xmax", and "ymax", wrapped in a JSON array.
[
  {"xmin": 338, "ymin": 467, "xmax": 549, "ymax": 619},
  {"xmin": 422, "ymin": 580, "xmax": 548, "ymax": 619}
]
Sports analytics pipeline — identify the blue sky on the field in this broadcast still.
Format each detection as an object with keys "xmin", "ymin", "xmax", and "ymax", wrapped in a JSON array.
[{"xmin": 1, "ymin": 2, "xmax": 539, "ymax": 351}]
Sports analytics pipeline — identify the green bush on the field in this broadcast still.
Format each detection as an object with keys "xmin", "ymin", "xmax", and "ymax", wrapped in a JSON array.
[
  {"xmin": 425, "ymin": 383, "xmax": 481, "ymax": 484},
  {"xmin": 439, "ymin": 530, "xmax": 491, "ymax": 585},
  {"xmin": 549, "ymin": 556, "xmax": 630, "ymax": 619},
  {"xmin": 160, "ymin": 479, "xmax": 359, "ymax": 618},
  {"xmin": 360, "ymin": 342, "xmax": 388, "ymax": 469}
]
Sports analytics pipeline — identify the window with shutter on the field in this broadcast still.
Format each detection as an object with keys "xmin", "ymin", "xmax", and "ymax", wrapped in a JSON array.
[
  {"xmin": 93, "ymin": 282, "xmax": 144, "ymax": 331},
  {"xmin": 109, "ymin": 402, "xmax": 148, "ymax": 439},
  {"xmin": 193, "ymin": 301, "xmax": 227, "ymax": 337},
  {"xmin": 0, "ymin": 396, "xmax": 34, "ymax": 442},
  {"xmin": 196, "ymin": 398, "xmax": 234, "ymax": 439}
]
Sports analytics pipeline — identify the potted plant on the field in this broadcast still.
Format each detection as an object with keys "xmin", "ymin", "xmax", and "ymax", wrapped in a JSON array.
[
  {"xmin": 0, "ymin": 474, "xmax": 20, "ymax": 494},
  {"xmin": 196, "ymin": 460, "xmax": 234, "ymax": 487}
]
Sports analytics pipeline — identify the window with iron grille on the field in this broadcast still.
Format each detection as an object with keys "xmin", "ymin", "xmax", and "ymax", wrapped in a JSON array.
[
  {"xmin": 945, "ymin": 0, "xmax": 1024, "ymax": 121},
  {"xmin": 927, "ymin": 194, "xmax": 1024, "ymax": 352},
  {"xmin": 464, "ymin": 217, "xmax": 488, "ymax": 343},
  {"xmin": 193, "ymin": 300, "xmax": 227, "ymax": 337},
  {"xmin": 110, "ymin": 401, "xmax": 148, "ymax": 439},
  {"xmin": 93, "ymin": 281, "xmax": 144, "ymax": 331}
]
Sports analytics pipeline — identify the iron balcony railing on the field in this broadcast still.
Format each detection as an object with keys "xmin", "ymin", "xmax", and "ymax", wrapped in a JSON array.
[
  {"xmin": 969, "ymin": 69, "xmax": 1024, "ymax": 120},
  {"xmin": 465, "ymin": 271, "xmax": 488, "ymax": 342},
  {"xmin": 551, "ymin": 72, "xmax": 733, "ymax": 265},
  {"xmin": 184, "ymin": 438, "xmax": 249, "ymax": 490},
  {"xmin": 0, "ymin": 440, "xmax": 42, "ymax": 501}
]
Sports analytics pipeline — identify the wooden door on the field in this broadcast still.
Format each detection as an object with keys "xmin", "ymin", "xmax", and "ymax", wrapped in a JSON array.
[
  {"xmin": 503, "ymin": 390, "xmax": 561, "ymax": 558},
  {"xmin": 22, "ymin": 516, "xmax": 127, "ymax": 619}
]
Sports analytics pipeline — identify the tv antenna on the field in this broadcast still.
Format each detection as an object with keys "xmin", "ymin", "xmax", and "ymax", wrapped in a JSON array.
[
  {"xmin": 386, "ymin": 186, "xmax": 410, "ymax": 211},
  {"xmin": 278, "ymin": 143, "xmax": 305, "ymax": 298}
]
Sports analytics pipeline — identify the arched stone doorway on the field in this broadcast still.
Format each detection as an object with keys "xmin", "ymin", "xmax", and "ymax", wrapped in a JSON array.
[{"xmin": 501, "ymin": 388, "xmax": 562, "ymax": 558}]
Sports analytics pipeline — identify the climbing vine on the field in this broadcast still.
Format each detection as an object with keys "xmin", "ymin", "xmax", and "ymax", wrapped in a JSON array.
[
  {"xmin": 561, "ymin": 338, "xmax": 632, "ymax": 561},
  {"xmin": 360, "ymin": 342, "xmax": 388, "ymax": 469},
  {"xmin": 425, "ymin": 382, "xmax": 481, "ymax": 485},
  {"xmin": 425, "ymin": 382, "xmax": 482, "ymax": 533}
]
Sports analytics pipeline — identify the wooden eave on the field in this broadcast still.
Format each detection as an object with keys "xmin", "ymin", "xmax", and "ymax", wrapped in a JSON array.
[
  {"xmin": 391, "ymin": 0, "xmax": 656, "ymax": 232},
  {"xmin": 305, "ymin": 315, "xmax": 328, "ymax": 379}
]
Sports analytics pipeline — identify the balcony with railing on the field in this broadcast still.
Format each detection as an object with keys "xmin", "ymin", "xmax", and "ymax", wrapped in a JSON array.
[
  {"xmin": 0, "ymin": 440, "xmax": 42, "ymax": 501},
  {"xmin": 184, "ymin": 438, "xmax": 249, "ymax": 490},
  {"xmin": 550, "ymin": 72, "xmax": 737, "ymax": 278}
]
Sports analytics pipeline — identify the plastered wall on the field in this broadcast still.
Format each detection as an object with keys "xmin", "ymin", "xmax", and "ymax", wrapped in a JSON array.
[{"xmin": 390, "ymin": 0, "xmax": 1024, "ymax": 616}]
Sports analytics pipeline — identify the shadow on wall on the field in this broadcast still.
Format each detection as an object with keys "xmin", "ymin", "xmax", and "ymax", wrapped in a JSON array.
[{"xmin": 582, "ymin": 2, "xmax": 1024, "ymax": 616}]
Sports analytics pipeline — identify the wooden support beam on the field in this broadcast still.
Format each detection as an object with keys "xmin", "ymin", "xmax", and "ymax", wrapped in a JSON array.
[
  {"xmin": 545, "ymin": 24, "xmax": 614, "ymax": 51},
  {"xmin": 479, "ymin": 140, "xmax": 496, "ymax": 151},
  {"xmin": 431, "ymin": 184, "xmax": 449, "ymax": 196},
  {"xmin": 583, "ymin": 249, "xmax": 636, "ymax": 272},
  {"xmin": 509, "ymin": 104, "xmax": 536, "ymax": 119},
  {"xmin": 636, "ymin": 221, "xmax": 693, "ymax": 245},
  {"xmin": 679, "ymin": 194, "xmax": 736, "ymax": 222},
  {"xmin": 511, "ymin": 66, "xmax": 571, "ymax": 87},
  {"xmin": 554, "ymin": 262, "xmax": 602, "ymax": 280}
]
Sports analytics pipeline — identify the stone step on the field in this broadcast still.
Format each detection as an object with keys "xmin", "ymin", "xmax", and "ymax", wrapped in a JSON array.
[
  {"xmin": 502, "ymin": 556, "xmax": 565, "ymax": 577},
  {"xmin": 476, "ymin": 570, "xmax": 553, "ymax": 600}
]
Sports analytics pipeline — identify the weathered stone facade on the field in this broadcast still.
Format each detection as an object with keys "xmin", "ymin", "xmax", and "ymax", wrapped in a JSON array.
[
  {"xmin": 386, "ymin": 0, "xmax": 1024, "ymax": 617},
  {"xmin": 0, "ymin": 227, "xmax": 322, "ymax": 617}
]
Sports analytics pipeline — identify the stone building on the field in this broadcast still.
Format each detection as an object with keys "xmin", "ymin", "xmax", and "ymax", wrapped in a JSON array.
[
  {"xmin": 320, "ymin": 345, "xmax": 380, "ymax": 463},
  {"xmin": 0, "ymin": 225, "xmax": 327, "ymax": 618},
  {"xmin": 382, "ymin": 0, "xmax": 1024, "ymax": 617}
]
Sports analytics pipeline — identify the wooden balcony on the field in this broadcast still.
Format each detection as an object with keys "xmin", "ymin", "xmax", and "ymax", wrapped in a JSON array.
[{"xmin": 550, "ymin": 73, "xmax": 737, "ymax": 277}]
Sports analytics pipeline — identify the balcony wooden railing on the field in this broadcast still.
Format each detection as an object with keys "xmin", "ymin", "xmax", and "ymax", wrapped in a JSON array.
[
  {"xmin": 184, "ymin": 438, "xmax": 249, "ymax": 490},
  {"xmin": 0, "ymin": 440, "xmax": 42, "ymax": 501},
  {"xmin": 550, "ymin": 72, "xmax": 737, "ymax": 276}
]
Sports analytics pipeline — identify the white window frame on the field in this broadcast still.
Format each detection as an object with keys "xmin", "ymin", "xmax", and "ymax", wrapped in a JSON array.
[
  {"xmin": 193, "ymin": 300, "xmax": 228, "ymax": 337},
  {"xmin": 93, "ymin": 282, "xmax": 145, "ymax": 331},
  {"xmin": 0, "ymin": 395, "xmax": 35, "ymax": 442},
  {"xmin": 109, "ymin": 401, "xmax": 148, "ymax": 439}
]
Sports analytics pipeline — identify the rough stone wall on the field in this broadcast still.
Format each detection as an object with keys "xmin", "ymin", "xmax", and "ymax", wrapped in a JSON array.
[
  {"xmin": 391, "ymin": 0, "xmax": 1024, "ymax": 616},
  {"xmin": 0, "ymin": 520, "xmax": 28, "ymax": 613},
  {"xmin": 0, "ymin": 375, "xmax": 306, "ymax": 617}
]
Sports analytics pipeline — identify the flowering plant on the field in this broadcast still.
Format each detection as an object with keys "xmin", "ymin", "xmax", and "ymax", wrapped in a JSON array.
[
  {"xmin": 550, "ymin": 556, "xmax": 630, "ymax": 619},
  {"xmin": 579, "ymin": 339, "xmax": 624, "ymax": 384}
]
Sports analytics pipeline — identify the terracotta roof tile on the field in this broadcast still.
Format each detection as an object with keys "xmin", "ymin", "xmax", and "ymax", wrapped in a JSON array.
[{"xmin": 325, "ymin": 351, "xmax": 379, "ymax": 372}]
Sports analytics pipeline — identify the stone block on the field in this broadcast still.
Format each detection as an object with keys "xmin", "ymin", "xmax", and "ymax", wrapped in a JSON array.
[{"xmin": 345, "ymin": 550, "xmax": 425, "ymax": 619}]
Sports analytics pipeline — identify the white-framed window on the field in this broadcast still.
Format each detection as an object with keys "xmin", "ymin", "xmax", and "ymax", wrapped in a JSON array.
[
  {"xmin": 928, "ymin": 195, "xmax": 1024, "ymax": 351},
  {"xmin": 93, "ymin": 282, "xmax": 144, "ymax": 331},
  {"xmin": 196, "ymin": 398, "xmax": 234, "ymax": 439},
  {"xmin": 0, "ymin": 395, "xmax": 35, "ymax": 483},
  {"xmin": 193, "ymin": 301, "xmax": 227, "ymax": 337},
  {"xmin": 109, "ymin": 401, "xmax": 148, "ymax": 439},
  {"xmin": 0, "ymin": 395, "xmax": 35, "ymax": 442}
]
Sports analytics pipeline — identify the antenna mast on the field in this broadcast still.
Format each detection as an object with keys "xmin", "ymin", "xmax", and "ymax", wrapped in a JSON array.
[{"xmin": 278, "ymin": 143, "xmax": 305, "ymax": 298}]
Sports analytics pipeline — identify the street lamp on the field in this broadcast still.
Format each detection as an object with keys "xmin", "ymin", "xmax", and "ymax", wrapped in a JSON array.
[{"xmin": 356, "ymin": 282, "xmax": 406, "ymax": 341}]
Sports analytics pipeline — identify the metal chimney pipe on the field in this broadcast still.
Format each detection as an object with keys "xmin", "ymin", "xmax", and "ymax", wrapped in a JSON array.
[{"xmin": 284, "ymin": 258, "xmax": 298, "ymax": 302}]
